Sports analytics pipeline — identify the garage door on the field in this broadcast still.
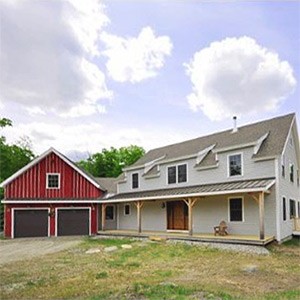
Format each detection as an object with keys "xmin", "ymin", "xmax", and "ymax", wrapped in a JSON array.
[
  {"xmin": 57, "ymin": 209, "xmax": 90, "ymax": 236},
  {"xmin": 14, "ymin": 210, "xmax": 48, "ymax": 238}
]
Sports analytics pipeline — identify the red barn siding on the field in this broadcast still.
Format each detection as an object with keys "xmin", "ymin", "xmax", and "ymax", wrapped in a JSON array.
[{"xmin": 6, "ymin": 152, "xmax": 102, "ymax": 199}]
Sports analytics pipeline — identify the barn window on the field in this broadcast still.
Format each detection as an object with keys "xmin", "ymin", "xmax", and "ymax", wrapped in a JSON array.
[{"xmin": 46, "ymin": 173, "xmax": 60, "ymax": 189}]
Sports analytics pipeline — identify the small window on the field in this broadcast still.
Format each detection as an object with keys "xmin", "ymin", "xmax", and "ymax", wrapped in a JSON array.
[
  {"xmin": 132, "ymin": 173, "xmax": 139, "ymax": 189},
  {"xmin": 105, "ymin": 205, "xmax": 114, "ymax": 220},
  {"xmin": 281, "ymin": 155, "xmax": 285, "ymax": 178},
  {"xmin": 229, "ymin": 154, "xmax": 242, "ymax": 176},
  {"xmin": 168, "ymin": 166, "xmax": 177, "ymax": 184},
  {"xmin": 46, "ymin": 173, "xmax": 60, "ymax": 189},
  {"xmin": 290, "ymin": 200, "xmax": 296, "ymax": 219},
  {"xmin": 229, "ymin": 198, "xmax": 243, "ymax": 222},
  {"xmin": 178, "ymin": 164, "xmax": 187, "ymax": 183},
  {"xmin": 290, "ymin": 164, "xmax": 294, "ymax": 183},
  {"xmin": 283, "ymin": 197, "xmax": 286, "ymax": 221},
  {"xmin": 124, "ymin": 204, "xmax": 131, "ymax": 216}
]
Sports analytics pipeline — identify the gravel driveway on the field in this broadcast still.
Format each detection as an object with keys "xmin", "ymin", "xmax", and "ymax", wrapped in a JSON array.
[{"xmin": 0, "ymin": 237, "xmax": 83, "ymax": 265}]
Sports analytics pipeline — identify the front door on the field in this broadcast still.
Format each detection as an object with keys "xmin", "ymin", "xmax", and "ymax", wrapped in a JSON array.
[{"xmin": 167, "ymin": 201, "xmax": 188, "ymax": 230}]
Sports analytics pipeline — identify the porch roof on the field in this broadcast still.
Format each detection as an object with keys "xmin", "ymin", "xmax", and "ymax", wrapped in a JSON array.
[{"xmin": 102, "ymin": 177, "xmax": 275, "ymax": 203}]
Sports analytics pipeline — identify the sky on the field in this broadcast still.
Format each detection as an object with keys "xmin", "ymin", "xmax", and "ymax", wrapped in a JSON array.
[{"xmin": 0, "ymin": 0, "xmax": 299, "ymax": 161}]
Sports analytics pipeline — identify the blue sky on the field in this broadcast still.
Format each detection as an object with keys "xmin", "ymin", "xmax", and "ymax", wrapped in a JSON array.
[{"xmin": 0, "ymin": 1, "xmax": 299, "ymax": 160}]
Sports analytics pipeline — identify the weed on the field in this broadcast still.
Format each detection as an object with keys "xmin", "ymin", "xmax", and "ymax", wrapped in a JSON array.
[{"xmin": 95, "ymin": 271, "xmax": 108, "ymax": 279}]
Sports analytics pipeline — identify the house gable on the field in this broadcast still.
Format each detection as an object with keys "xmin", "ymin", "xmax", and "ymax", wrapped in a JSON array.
[{"xmin": 3, "ymin": 149, "xmax": 104, "ymax": 200}]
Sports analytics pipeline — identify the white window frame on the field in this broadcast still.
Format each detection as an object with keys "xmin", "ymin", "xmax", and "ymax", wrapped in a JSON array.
[
  {"xmin": 227, "ymin": 153, "xmax": 243, "ymax": 178},
  {"xmin": 167, "ymin": 163, "xmax": 188, "ymax": 185},
  {"xmin": 46, "ymin": 173, "xmax": 60, "ymax": 189},
  {"xmin": 105, "ymin": 205, "xmax": 115, "ymax": 221},
  {"xmin": 124, "ymin": 204, "xmax": 131, "ymax": 216},
  {"xmin": 228, "ymin": 196, "xmax": 244, "ymax": 223},
  {"xmin": 131, "ymin": 173, "xmax": 139, "ymax": 189}
]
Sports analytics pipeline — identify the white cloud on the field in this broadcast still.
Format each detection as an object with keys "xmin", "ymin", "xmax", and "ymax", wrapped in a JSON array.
[
  {"xmin": 0, "ymin": 0, "xmax": 112, "ymax": 117},
  {"xmin": 101, "ymin": 27, "xmax": 173, "ymax": 83},
  {"xmin": 185, "ymin": 36, "xmax": 297, "ymax": 121}
]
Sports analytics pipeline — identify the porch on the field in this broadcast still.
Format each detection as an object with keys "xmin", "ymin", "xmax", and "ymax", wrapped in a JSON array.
[
  {"xmin": 99, "ymin": 178, "xmax": 276, "ymax": 245},
  {"xmin": 97, "ymin": 229, "xmax": 275, "ymax": 246}
]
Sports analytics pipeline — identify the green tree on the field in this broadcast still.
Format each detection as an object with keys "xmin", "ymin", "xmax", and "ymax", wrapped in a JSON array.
[
  {"xmin": 0, "ymin": 118, "xmax": 35, "ymax": 231},
  {"xmin": 77, "ymin": 145, "xmax": 145, "ymax": 178}
]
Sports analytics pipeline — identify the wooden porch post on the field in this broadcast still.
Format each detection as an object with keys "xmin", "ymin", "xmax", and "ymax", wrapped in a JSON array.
[
  {"xmin": 135, "ymin": 201, "xmax": 144, "ymax": 234},
  {"xmin": 259, "ymin": 192, "xmax": 265, "ymax": 240},
  {"xmin": 183, "ymin": 198, "xmax": 197, "ymax": 236},
  {"xmin": 101, "ymin": 203, "xmax": 106, "ymax": 231}
]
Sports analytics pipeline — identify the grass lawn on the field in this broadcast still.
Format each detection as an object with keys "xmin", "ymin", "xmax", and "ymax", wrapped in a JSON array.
[{"xmin": 1, "ymin": 237, "xmax": 299, "ymax": 300}]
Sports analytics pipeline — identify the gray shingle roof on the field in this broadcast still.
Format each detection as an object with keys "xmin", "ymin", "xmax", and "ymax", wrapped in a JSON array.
[
  {"xmin": 130, "ymin": 113, "xmax": 294, "ymax": 168},
  {"xmin": 105, "ymin": 177, "xmax": 275, "ymax": 202},
  {"xmin": 95, "ymin": 177, "xmax": 118, "ymax": 194}
]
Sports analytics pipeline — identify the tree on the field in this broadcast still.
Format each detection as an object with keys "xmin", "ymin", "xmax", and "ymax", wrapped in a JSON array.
[
  {"xmin": 77, "ymin": 145, "xmax": 145, "ymax": 178},
  {"xmin": 0, "ymin": 118, "xmax": 35, "ymax": 230}
]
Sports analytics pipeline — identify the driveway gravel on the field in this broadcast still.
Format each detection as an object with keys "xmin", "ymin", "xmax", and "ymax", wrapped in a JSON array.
[{"xmin": 0, "ymin": 237, "xmax": 83, "ymax": 265}]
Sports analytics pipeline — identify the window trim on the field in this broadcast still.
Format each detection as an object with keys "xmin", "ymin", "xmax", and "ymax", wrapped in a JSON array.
[
  {"xmin": 228, "ymin": 196, "xmax": 244, "ymax": 223},
  {"xmin": 105, "ymin": 205, "xmax": 115, "ymax": 221},
  {"xmin": 124, "ymin": 204, "xmax": 131, "ymax": 216},
  {"xmin": 46, "ymin": 173, "xmax": 60, "ymax": 189},
  {"xmin": 132, "ymin": 173, "xmax": 139, "ymax": 189},
  {"xmin": 227, "ymin": 153, "xmax": 243, "ymax": 178},
  {"xmin": 289, "ymin": 199, "xmax": 296, "ymax": 219},
  {"xmin": 167, "ymin": 163, "xmax": 188, "ymax": 185}
]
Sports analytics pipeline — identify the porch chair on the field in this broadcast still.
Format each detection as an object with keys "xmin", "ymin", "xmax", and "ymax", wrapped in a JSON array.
[{"xmin": 214, "ymin": 220, "xmax": 228, "ymax": 236}]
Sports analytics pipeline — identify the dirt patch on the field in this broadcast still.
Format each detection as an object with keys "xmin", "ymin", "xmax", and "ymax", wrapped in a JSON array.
[{"xmin": 0, "ymin": 236, "xmax": 82, "ymax": 265}]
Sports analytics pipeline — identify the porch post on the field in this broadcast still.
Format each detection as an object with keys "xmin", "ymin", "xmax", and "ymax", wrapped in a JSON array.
[
  {"xmin": 101, "ymin": 203, "xmax": 106, "ymax": 231},
  {"xmin": 259, "ymin": 192, "xmax": 265, "ymax": 240},
  {"xmin": 184, "ymin": 198, "xmax": 197, "ymax": 236},
  {"xmin": 135, "ymin": 201, "xmax": 143, "ymax": 234}
]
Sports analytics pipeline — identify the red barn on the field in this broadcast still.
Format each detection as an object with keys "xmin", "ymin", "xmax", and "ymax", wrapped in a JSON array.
[{"xmin": 0, "ymin": 148, "xmax": 106, "ymax": 238}]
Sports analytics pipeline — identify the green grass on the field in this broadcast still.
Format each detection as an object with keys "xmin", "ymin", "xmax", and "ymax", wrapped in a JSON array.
[
  {"xmin": 282, "ymin": 237, "xmax": 300, "ymax": 247},
  {"xmin": 1, "ymin": 237, "xmax": 299, "ymax": 300}
]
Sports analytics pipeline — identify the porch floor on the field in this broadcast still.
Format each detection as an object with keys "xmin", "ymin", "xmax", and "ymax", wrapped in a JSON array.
[{"xmin": 97, "ymin": 230, "xmax": 275, "ymax": 246}]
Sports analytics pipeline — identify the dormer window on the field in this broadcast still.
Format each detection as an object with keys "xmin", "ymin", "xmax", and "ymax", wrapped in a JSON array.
[
  {"xmin": 46, "ymin": 173, "xmax": 60, "ymax": 189},
  {"xmin": 167, "ymin": 164, "xmax": 187, "ymax": 184},
  {"xmin": 228, "ymin": 154, "xmax": 242, "ymax": 177},
  {"xmin": 132, "ymin": 173, "xmax": 139, "ymax": 189}
]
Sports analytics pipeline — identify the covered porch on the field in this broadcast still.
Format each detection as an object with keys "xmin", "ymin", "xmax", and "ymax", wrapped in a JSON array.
[{"xmin": 98, "ymin": 178, "xmax": 276, "ymax": 245}]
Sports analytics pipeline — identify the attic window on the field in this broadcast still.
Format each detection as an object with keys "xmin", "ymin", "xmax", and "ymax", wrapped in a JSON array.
[
  {"xmin": 46, "ymin": 173, "xmax": 60, "ymax": 189},
  {"xmin": 132, "ymin": 173, "xmax": 139, "ymax": 189},
  {"xmin": 281, "ymin": 155, "xmax": 285, "ymax": 178},
  {"xmin": 290, "ymin": 164, "xmax": 294, "ymax": 183}
]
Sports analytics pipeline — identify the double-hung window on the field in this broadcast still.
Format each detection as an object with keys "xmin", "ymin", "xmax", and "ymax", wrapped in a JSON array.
[
  {"xmin": 167, "ymin": 164, "xmax": 187, "ymax": 184},
  {"xmin": 290, "ymin": 200, "xmax": 296, "ymax": 219},
  {"xmin": 228, "ymin": 154, "xmax": 242, "ymax": 177},
  {"xmin": 282, "ymin": 197, "xmax": 286, "ymax": 221},
  {"xmin": 124, "ymin": 204, "xmax": 131, "ymax": 216},
  {"xmin": 105, "ymin": 205, "xmax": 114, "ymax": 220},
  {"xmin": 46, "ymin": 173, "xmax": 60, "ymax": 189},
  {"xmin": 229, "ymin": 198, "xmax": 243, "ymax": 222},
  {"xmin": 290, "ymin": 164, "xmax": 294, "ymax": 183}
]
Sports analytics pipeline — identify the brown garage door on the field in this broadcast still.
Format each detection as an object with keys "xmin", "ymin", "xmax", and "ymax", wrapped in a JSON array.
[
  {"xmin": 14, "ymin": 209, "xmax": 48, "ymax": 238},
  {"xmin": 57, "ymin": 209, "xmax": 90, "ymax": 236}
]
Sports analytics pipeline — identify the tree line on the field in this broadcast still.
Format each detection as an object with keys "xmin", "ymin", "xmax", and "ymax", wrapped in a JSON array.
[{"xmin": 0, "ymin": 117, "xmax": 145, "ymax": 231}]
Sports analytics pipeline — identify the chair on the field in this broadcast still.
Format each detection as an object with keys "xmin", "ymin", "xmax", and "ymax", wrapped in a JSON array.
[{"xmin": 214, "ymin": 220, "xmax": 228, "ymax": 236}]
